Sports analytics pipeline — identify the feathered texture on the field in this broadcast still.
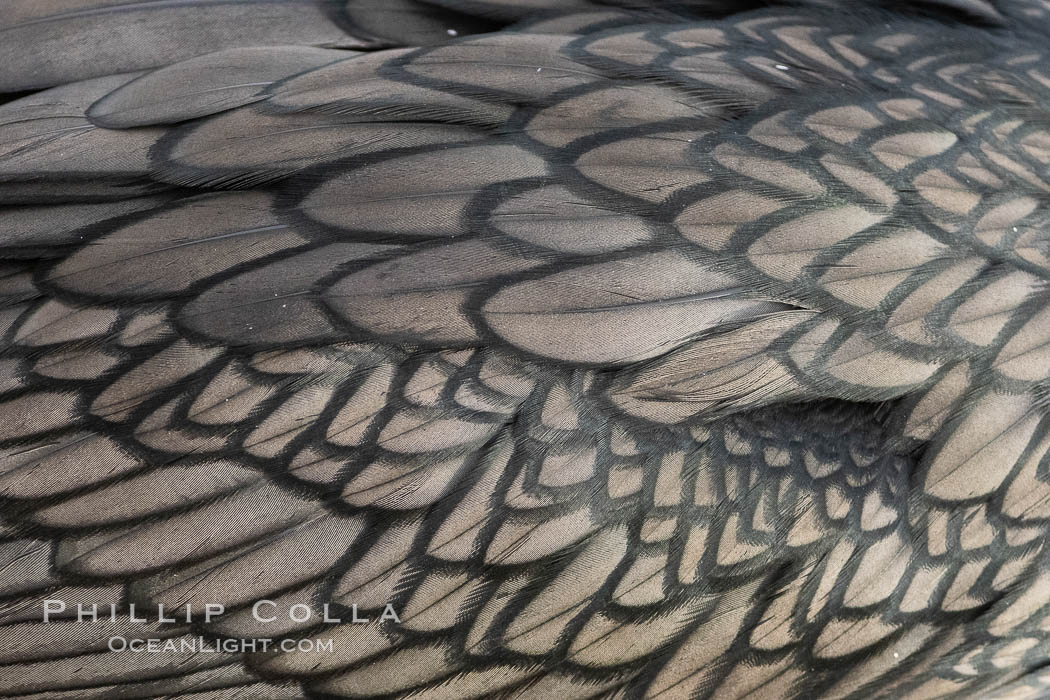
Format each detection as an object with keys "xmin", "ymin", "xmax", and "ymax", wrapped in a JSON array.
[{"xmin": 2, "ymin": 0, "xmax": 1050, "ymax": 698}]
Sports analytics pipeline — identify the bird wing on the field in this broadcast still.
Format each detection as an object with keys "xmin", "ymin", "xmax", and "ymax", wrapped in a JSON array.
[{"xmin": 2, "ymin": 1, "xmax": 1050, "ymax": 698}]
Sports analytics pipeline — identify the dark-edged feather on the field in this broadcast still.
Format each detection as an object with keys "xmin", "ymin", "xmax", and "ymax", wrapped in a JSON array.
[
  {"xmin": 2, "ymin": 1, "xmax": 1050, "ymax": 699},
  {"xmin": 86, "ymin": 46, "xmax": 349, "ymax": 128},
  {"xmin": 0, "ymin": 0, "xmax": 370, "ymax": 92}
]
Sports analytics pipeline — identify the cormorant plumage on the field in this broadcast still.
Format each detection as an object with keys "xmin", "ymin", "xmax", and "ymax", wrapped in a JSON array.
[{"xmin": 2, "ymin": 1, "xmax": 1050, "ymax": 697}]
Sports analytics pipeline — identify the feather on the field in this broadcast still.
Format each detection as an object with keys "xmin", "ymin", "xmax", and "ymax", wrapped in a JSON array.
[
  {"xmin": 481, "ymin": 250, "xmax": 792, "ymax": 364},
  {"xmin": 0, "ymin": 196, "xmax": 172, "ymax": 256},
  {"xmin": 2, "ymin": 1, "xmax": 1050, "ymax": 698},
  {"xmin": 0, "ymin": 0, "xmax": 370, "ymax": 92},
  {"xmin": 87, "ymin": 45, "xmax": 349, "ymax": 128},
  {"xmin": 179, "ymin": 242, "xmax": 397, "ymax": 344},
  {"xmin": 268, "ymin": 49, "xmax": 515, "ymax": 125},
  {"xmin": 154, "ymin": 106, "xmax": 484, "ymax": 188},
  {"xmin": 344, "ymin": 0, "xmax": 500, "ymax": 45},
  {"xmin": 47, "ymin": 192, "xmax": 307, "ymax": 299},
  {"xmin": 325, "ymin": 240, "xmax": 545, "ymax": 345},
  {"xmin": 301, "ymin": 144, "xmax": 549, "ymax": 235},
  {"xmin": 0, "ymin": 73, "xmax": 165, "ymax": 201}
]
